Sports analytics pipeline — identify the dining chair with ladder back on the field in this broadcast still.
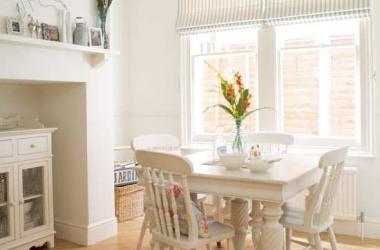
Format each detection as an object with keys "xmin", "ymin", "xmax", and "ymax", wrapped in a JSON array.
[
  {"xmin": 281, "ymin": 146, "xmax": 349, "ymax": 250},
  {"xmin": 131, "ymin": 134, "xmax": 207, "ymax": 249},
  {"xmin": 136, "ymin": 150, "xmax": 235, "ymax": 250},
  {"xmin": 247, "ymin": 132, "xmax": 294, "ymax": 248}
]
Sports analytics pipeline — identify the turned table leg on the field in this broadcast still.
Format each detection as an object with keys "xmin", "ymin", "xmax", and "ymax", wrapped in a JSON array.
[
  {"xmin": 260, "ymin": 202, "xmax": 284, "ymax": 250},
  {"xmin": 250, "ymin": 200, "xmax": 263, "ymax": 249},
  {"xmin": 231, "ymin": 198, "xmax": 248, "ymax": 250}
]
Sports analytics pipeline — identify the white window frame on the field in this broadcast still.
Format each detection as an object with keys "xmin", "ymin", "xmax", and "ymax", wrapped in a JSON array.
[{"xmin": 180, "ymin": 19, "xmax": 374, "ymax": 156}]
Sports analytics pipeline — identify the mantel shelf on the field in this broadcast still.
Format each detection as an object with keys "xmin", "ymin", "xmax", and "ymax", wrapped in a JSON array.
[{"xmin": 0, "ymin": 33, "xmax": 120, "ymax": 67}]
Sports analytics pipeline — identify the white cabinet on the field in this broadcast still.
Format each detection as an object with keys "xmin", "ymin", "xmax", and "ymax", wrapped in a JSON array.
[{"xmin": 0, "ymin": 128, "xmax": 56, "ymax": 250}]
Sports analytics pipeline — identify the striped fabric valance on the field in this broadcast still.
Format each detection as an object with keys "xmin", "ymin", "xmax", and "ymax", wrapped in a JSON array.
[{"xmin": 176, "ymin": 0, "xmax": 371, "ymax": 34}]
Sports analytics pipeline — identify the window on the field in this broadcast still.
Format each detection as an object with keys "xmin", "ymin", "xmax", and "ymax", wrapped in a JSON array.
[
  {"xmin": 182, "ymin": 19, "xmax": 372, "ymax": 153},
  {"xmin": 189, "ymin": 29, "xmax": 258, "ymax": 141},
  {"xmin": 277, "ymin": 20, "xmax": 363, "ymax": 143}
]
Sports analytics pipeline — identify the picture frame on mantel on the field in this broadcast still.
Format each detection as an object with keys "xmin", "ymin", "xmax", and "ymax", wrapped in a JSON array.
[
  {"xmin": 89, "ymin": 27, "xmax": 103, "ymax": 48},
  {"xmin": 6, "ymin": 17, "xmax": 24, "ymax": 35}
]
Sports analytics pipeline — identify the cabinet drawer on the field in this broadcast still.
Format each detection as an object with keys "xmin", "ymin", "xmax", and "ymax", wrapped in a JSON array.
[
  {"xmin": 17, "ymin": 136, "xmax": 48, "ymax": 156},
  {"xmin": 0, "ymin": 139, "xmax": 13, "ymax": 158}
]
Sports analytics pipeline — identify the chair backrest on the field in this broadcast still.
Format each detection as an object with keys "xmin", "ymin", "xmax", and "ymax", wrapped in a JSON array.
[
  {"xmin": 248, "ymin": 132, "xmax": 294, "ymax": 154},
  {"xmin": 131, "ymin": 134, "xmax": 180, "ymax": 151},
  {"xmin": 305, "ymin": 146, "xmax": 349, "ymax": 227},
  {"xmin": 135, "ymin": 150, "xmax": 199, "ymax": 241}
]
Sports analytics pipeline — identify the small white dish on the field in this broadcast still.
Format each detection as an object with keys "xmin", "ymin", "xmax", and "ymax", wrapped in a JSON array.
[
  {"xmin": 245, "ymin": 158, "xmax": 279, "ymax": 172},
  {"xmin": 219, "ymin": 152, "xmax": 247, "ymax": 170}
]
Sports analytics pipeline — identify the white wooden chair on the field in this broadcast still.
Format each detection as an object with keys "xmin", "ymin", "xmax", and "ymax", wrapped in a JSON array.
[
  {"xmin": 136, "ymin": 150, "xmax": 235, "ymax": 250},
  {"xmin": 131, "ymin": 134, "xmax": 207, "ymax": 249},
  {"xmin": 246, "ymin": 132, "xmax": 295, "ymax": 248},
  {"xmin": 247, "ymin": 132, "xmax": 294, "ymax": 154},
  {"xmin": 281, "ymin": 146, "xmax": 349, "ymax": 250}
]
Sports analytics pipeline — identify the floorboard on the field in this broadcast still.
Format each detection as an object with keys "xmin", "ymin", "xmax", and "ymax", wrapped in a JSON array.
[{"xmin": 38, "ymin": 217, "xmax": 380, "ymax": 249}]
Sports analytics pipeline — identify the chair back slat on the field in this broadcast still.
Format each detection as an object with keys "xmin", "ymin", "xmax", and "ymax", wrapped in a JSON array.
[
  {"xmin": 305, "ymin": 146, "xmax": 349, "ymax": 227},
  {"xmin": 159, "ymin": 171, "xmax": 174, "ymax": 238},
  {"xmin": 144, "ymin": 168, "xmax": 162, "ymax": 233},
  {"xmin": 151, "ymin": 169, "xmax": 168, "ymax": 235},
  {"xmin": 136, "ymin": 150, "xmax": 199, "ymax": 242},
  {"xmin": 248, "ymin": 132, "xmax": 294, "ymax": 154},
  {"xmin": 168, "ymin": 173, "xmax": 181, "ymax": 240}
]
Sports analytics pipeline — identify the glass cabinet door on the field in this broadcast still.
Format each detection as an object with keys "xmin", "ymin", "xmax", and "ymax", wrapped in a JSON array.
[
  {"xmin": 0, "ymin": 167, "xmax": 15, "ymax": 243},
  {"xmin": 20, "ymin": 162, "xmax": 48, "ymax": 235}
]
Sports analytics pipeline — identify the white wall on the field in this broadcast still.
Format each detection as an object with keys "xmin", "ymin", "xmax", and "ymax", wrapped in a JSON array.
[
  {"xmin": 116, "ymin": 0, "xmax": 380, "ymax": 239},
  {"xmin": 0, "ymin": 0, "xmax": 116, "ymax": 246},
  {"xmin": 112, "ymin": 0, "xmax": 181, "ymax": 149}
]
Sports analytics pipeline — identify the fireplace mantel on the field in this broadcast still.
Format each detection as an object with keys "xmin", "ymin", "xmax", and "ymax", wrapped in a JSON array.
[{"xmin": 0, "ymin": 34, "xmax": 120, "ymax": 67}]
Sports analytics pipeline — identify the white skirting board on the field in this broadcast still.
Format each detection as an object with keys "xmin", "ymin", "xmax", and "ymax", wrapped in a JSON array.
[
  {"xmin": 333, "ymin": 219, "xmax": 380, "ymax": 240},
  {"xmin": 54, "ymin": 217, "xmax": 118, "ymax": 246}
]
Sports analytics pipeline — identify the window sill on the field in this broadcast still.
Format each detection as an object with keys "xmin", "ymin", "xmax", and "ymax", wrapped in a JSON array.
[
  {"xmin": 288, "ymin": 146, "xmax": 376, "ymax": 160},
  {"xmin": 183, "ymin": 142, "xmax": 376, "ymax": 160}
]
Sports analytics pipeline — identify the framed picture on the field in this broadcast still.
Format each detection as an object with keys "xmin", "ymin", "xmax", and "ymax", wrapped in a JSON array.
[
  {"xmin": 6, "ymin": 17, "xmax": 24, "ymax": 35},
  {"xmin": 89, "ymin": 27, "xmax": 103, "ymax": 47},
  {"xmin": 41, "ymin": 23, "xmax": 60, "ymax": 42}
]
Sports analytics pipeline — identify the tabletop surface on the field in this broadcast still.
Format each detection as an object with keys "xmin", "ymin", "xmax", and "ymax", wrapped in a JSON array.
[{"xmin": 184, "ymin": 151, "xmax": 321, "ymax": 185}]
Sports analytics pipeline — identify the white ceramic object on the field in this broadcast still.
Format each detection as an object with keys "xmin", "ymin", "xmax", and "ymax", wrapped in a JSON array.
[
  {"xmin": 219, "ymin": 152, "xmax": 247, "ymax": 170},
  {"xmin": 245, "ymin": 159, "xmax": 275, "ymax": 172}
]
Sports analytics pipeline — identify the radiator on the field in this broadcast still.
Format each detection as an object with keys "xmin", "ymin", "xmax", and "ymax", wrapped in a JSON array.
[{"xmin": 288, "ymin": 167, "xmax": 358, "ymax": 221}]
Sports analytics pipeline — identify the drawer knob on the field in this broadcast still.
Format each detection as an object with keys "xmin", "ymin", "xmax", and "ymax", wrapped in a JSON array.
[{"xmin": 30, "ymin": 144, "xmax": 35, "ymax": 148}]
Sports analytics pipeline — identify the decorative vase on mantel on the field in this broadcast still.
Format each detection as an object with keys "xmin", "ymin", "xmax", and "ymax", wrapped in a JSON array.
[
  {"xmin": 97, "ymin": 9, "xmax": 110, "ymax": 49},
  {"xmin": 97, "ymin": 0, "xmax": 114, "ymax": 49}
]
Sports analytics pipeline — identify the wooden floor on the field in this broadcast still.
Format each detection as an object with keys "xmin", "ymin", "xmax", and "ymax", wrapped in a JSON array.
[{"xmin": 42, "ymin": 217, "xmax": 380, "ymax": 250}]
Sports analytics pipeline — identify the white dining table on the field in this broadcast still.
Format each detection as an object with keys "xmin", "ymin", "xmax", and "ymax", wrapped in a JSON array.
[{"xmin": 184, "ymin": 152, "xmax": 321, "ymax": 250}]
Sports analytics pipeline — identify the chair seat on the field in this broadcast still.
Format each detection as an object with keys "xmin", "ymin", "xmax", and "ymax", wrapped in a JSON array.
[
  {"xmin": 152, "ymin": 220, "xmax": 235, "ymax": 249},
  {"xmin": 281, "ymin": 205, "xmax": 333, "ymax": 234}
]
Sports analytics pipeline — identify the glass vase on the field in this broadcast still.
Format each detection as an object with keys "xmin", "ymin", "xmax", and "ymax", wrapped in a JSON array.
[
  {"xmin": 232, "ymin": 119, "xmax": 246, "ymax": 153},
  {"xmin": 97, "ymin": 9, "xmax": 110, "ymax": 49}
]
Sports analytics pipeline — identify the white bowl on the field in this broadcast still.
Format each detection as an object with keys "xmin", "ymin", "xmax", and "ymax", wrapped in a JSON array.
[
  {"xmin": 219, "ymin": 152, "xmax": 247, "ymax": 170},
  {"xmin": 245, "ymin": 159, "xmax": 274, "ymax": 172}
]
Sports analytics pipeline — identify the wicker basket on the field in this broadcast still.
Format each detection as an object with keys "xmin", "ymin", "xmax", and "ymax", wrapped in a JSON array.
[{"xmin": 115, "ymin": 184, "xmax": 144, "ymax": 222}]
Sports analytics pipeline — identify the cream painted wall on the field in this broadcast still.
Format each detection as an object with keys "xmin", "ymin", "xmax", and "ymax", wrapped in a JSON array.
[
  {"xmin": 0, "ymin": 0, "xmax": 116, "ymax": 245},
  {"xmin": 114, "ymin": 0, "xmax": 380, "ymax": 237},
  {"xmin": 111, "ymin": 0, "xmax": 181, "ymax": 149},
  {"xmin": 0, "ymin": 84, "xmax": 39, "ymax": 118}
]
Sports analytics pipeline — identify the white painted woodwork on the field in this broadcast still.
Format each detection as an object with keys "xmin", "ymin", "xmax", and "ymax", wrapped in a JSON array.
[
  {"xmin": 281, "ymin": 146, "xmax": 349, "ymax": 250},
  {"xmin": 183, "ymin": 151, "xmax": 320, "ymax": 250},
  {"xmin": 288, "ymin": 167, "xmax": 358, "ymax": 221},
  {"xmin": 247, "ymin": 132, "xmax": 294, "ymax": 247},
  {"xmin": 135, "ymin": 150, "xmax": 235, "ymax": 249},
  {"xmin": 131, "ymin": 134, "xmax": 207, "ymax": 249},
  {"xmin": 0, "ymin": 128, "xmax": 56, "ymax": 250},
  {"xmin": 248, "ymin": 132, "xmax": 294, "ymax": 154},
  {"xmin": 0, "ymin": 34, "xmax": 120, "ymax": 67}
]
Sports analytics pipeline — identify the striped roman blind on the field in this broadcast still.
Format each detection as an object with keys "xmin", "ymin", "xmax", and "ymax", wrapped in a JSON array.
[{"xmin": 176, "ymin": 0, "xmax": 371, "ymax": 34}]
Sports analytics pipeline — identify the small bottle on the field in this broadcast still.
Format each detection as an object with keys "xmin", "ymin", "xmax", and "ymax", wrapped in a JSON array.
[{"xmin": 213, "ymin": 126, "xmax": 227, "ymax": 161}]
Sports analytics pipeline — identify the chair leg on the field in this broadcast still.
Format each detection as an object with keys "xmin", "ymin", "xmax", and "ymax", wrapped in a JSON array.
[
  {"xmin": 285, "ymin": 228, "xmax": 292, "ymax": 250},
  {"xmin": 314, "ymin": 233, "xmax": 323, "ymax": 250},
  {"xmin": 227, "ymin": 238, "xmax": 235, "ymax": 250},
  {"xmin": 137, "ymin": 214, "xmax": 149, "ymax": 250},
  {"xmin": 328, "ymin": 227, "xmax": 338, "ymax": 250}
]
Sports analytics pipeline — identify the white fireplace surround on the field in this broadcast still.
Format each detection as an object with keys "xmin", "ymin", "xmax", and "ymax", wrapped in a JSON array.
[{"xmin": 0, "ymin": 40, "xmax": 117, "ymax": 245}]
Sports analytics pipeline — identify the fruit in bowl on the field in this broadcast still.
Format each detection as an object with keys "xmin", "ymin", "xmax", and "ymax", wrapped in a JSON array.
[{"xmin": 219, "ymin": 152, "xmax": 247, "ymax": 170}]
